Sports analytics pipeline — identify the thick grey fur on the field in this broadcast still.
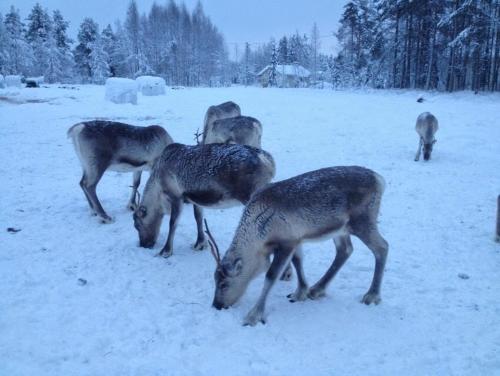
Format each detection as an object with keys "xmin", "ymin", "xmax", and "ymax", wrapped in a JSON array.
[
  {"xmin": 202, "ymin": 101, "xmax": 241, "ymax": 143},
  {"xmin": 211, "ymin": 166, "xmax": 389, "ymax": 326},
  {"xmin": 68, "ymin": 120, "xmax": 173, "ymax": 222},
  {"xmin": 133, "ymin": 143, "xmax": 276, "ymax": 258}
]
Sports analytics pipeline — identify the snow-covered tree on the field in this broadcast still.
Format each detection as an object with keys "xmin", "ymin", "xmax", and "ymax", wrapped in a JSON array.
[
  {"xmin": 3, "ymin": 6, "xmax": 32, "ymax": 74},
  {"xmin": 89, "ymin": 34, "xmax": 110, "ymax": 84},
  {"xmin": 25, "ymin": 3, "xmax": 53, "ymax": 76},
  {"xmin": 74, "ymin": 17, "xmax": 99, "ymax": 82},
  {"xmin": 268, "ymin": 39, "xmax": 278, "ymax": 87}
]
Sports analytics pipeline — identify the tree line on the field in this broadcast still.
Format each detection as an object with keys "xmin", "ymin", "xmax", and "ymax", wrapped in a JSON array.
[
  {"xmin": 0, "ymin": 1, "xmax": 228, "ymax": 86},
  {"xmin": 333, "ymin": 0, "xmax": 499, "ymax": 91}
]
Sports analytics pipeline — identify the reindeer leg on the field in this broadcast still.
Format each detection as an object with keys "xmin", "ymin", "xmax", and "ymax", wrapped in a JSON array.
[
  {"xmin": 80, "ymin": 172, "xmax": 96, "ymax": 215},
  {"xmin": 192, "ymin": 205, "xmax": 207, "ymax": 250},
  {"xmin": 127, "ymin": 171, "xmax": 141, "ymax": 211},
  {"xmin": 243, "ymin": 244, "xmax": 295, "ymax": 326},
  {"xmin": 414, "ymin": 138, "xmax": 423, "ymax": 161},
  {"xmin": 287, "ymin": 246, "xmax": 309, "ymax": 302},
  {"xmin": 82, "ymin": 162, "xmax": 113, "ymax": 223},
  {"xmin": 308, "ymin": 235, "xmax": 353, "ymax": 299},
  {"xmin": 158, "ymin": 199, "xmax": 183, "ymax": 258}
]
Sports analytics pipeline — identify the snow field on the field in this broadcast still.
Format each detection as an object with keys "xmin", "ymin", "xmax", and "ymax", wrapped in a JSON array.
[{"xmin": 0, "ymin": 85, "xmax": 499, "ymax": 375}]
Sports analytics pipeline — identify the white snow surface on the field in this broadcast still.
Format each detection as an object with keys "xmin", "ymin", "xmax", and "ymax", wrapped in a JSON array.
[
  {"xmin": 1, "ymin": 85, "xmax": 500, "ymax": 375},
  {"xmin": 105, "ymin": 77, "xmax": 138, "ymax": 105},
  {"xmin": 136, "ymin": 76, "xmax": 166, "ymax": 96},
  {"xmin": 5, "ymin": 75, "xmax": 22, "ymax": 88}
]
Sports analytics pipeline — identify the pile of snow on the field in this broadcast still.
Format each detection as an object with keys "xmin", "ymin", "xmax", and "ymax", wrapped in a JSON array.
[
  {"xmin": 136, "ymin": 75, "xmax": 166, "ymax": 96},
  {"xmin": 105, "ymin": 77, "xmax": 138, "ymax": 105},
  {"xmin": 25, "ymin": 76, "xmax": 44, "ymax": 88},
  {"xmin": 0, "ymin": 74, "xmax": 4, "ymax": 88},
  {"xmin": 5, "ymin": 75, "xmax": 22, "ymax": 88}
]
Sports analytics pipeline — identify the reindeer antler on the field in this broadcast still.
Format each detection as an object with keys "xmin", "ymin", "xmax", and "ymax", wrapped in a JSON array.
[
  {"xmin": 134, "ymin": 190, "xmax": 141, "ymax": 207},
  {"xmin": 204, "ymin": 219, "xmax": 221, "ymax": 265},
  {"xmin": 194, "ymin": 128, "xmax": 203, "ymax": 145}
]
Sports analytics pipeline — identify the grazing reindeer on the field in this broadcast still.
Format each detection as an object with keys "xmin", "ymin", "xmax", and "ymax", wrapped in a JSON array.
[
  {"xmin": 208, "ymin": 166, "xmax": 388, "ymax": 326},
  {"xmin": 496, "ymin": 195, "xmax": 500, "ymax": 242},
  {"xmin": 414, "ymin": 112, "xmax": 439, "ymax": 161},
  {"xmin": 133, "ymin": 143, "xmax": 275, "ymax": 258},
  {"xmin": 202, "ymin": 101, "xmax": 241, "ymax": 144},
  {"xmin": 203, "ymin": 116, "xmax": 263, "ymax": 148},
  {"xmin": 68, "ymin": 120, "xmax": 173, "ymax": 223}
]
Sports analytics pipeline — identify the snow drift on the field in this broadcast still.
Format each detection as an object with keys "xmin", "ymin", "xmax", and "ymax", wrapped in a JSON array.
[
  {"xmin": 105, "ymin": 77, "xmax": 138, "ymax": 105},
  {"xmin": 136, "ymin": 76, "xmax": 166, "ymax": 96}
]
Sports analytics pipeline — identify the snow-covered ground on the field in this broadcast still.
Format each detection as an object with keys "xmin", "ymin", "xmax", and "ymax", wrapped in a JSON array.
[{"xmin": 1, "ymin": 85, "xmax": 499, "ymax": 375}]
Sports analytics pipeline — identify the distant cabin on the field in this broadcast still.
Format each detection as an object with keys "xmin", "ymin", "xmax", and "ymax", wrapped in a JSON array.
[{"xmin": 257, "ymin": 64, "xmax": 311, "ymax": 88}]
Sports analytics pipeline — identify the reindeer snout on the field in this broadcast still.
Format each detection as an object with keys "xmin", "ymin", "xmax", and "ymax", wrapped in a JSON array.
[
  {"xmin": 139, "ymin": 239, "xmax": 155, "ymax": 248},
  {"xmin": 212, "ymin": 300, "xmax": 228, "ymax": 310}
]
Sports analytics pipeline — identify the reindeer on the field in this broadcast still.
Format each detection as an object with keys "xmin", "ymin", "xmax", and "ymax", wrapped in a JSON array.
[
  {"xmin": 68, "ymin": 120, "xmax": 173, "ymax": 223},
  {"xmin": 133, "ymin": 143, "xmax": 276, "ymax": 258},
  {"xmin": 414, "ymin": 112, "xmax": 439, "ymax": 161},
  {"xmin": 201, "ymin": 101, "xmax": 241, "ymax": 144},
  {"xmin": 203, "ymin": 116, "xmax": 263, "ymax": 148},
  {"xmin": 206, "ymin": 166, "xmax": 389, "ymax": 326}
]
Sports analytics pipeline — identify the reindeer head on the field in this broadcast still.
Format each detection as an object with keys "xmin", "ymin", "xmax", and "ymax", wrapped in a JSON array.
[
  {"xmin": 204, "ymin": 220, "xmax": 253, "ymax": 310},
  {"xmin": 423, "ymin": 139, "xmax": 437, "ymax": 161},
  {"xmin": 133, "ymin": 182, "xmax": 169, "ymax": 248}
]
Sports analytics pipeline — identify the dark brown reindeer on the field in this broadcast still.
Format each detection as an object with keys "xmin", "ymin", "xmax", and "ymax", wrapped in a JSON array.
[
  {"xmin": 207, "ymin": 166, "xmax": 389, "ymax": 326},
  {"xmin": 133, "ymin": 143, "xmax": 275, "ymax": 258},
  {"xmin": 68, "ymin": 120, "xmax": 173, "ymax": 223}
]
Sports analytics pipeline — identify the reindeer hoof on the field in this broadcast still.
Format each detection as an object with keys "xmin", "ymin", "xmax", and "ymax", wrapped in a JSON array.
[
  {"xmin": 361, "ymin": 292, "xmax": 381, "ymax": 305},
  {"xmin": 287, "ymin": 289, "xmax": 309, "ymax": 302},
  {"xmin": 307, "ymin": 286, "xmax": 326, "ymax": 300},
  {"xmin": 99, "ymin": 215, "xmax": 114, "ymax": 224},
  {"xmin": 192, "ymin": 239, "xmax": 208, "ymax": 251},
  {"xmin": 157, "ymin": 249, "xmax": 173, "ymax": 258}
]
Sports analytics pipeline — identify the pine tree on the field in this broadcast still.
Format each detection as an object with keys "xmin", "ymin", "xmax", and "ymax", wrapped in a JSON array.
[
  {"xmin": 268, "ymin": 39, "xmax": 278, "ymax": 87},
  {"xmin": 3, "ymin": 6, "xmax": 32, "ymax": 74},
  {"xmin": 89, "ymin": 34, "xmax": 110, "ymax": 84},
  {"xmin": 74, "ymin": 17, "xmax": 99, "ymax": 82},
  {"xmin": 277, "ymin": 36, "xmax": 289, "ymax": 64},
  {"xmin": 26, "ymin": 3, "xmax": 53, "ymax": 76}
]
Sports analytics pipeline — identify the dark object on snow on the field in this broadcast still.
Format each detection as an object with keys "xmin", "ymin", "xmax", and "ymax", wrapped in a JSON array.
[
  {"xmin": 458, "ymin": 273, "xmax": 470, "ymax": 280},
  {"xmin": 496, "ymin": 195, "xmax": 500, "ymax": 242},
  {"xmin": 77, "ymin": 278, "xmax": 87, "ymax": 286},
  {"xmin": 417, "ymin": 97, "xmax": 424, "ymax": 103},
  {"xmin": 25, "ymin": 80, "xmax": 39, "ymax": 88},
  {"xmin": 7, "ymin": 227, "xmax": 21, "ymax": 233}
]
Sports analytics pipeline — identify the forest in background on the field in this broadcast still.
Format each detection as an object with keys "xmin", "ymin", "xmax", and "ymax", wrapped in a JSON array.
[{"xmin": 0, "ymin": 0, "xmax": 498, "ymax": 91}]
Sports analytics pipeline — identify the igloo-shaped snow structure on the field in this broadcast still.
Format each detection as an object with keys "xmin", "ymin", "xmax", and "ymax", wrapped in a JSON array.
[
  {"xmin": 136, "ymin": 76, "xmax": 166, "ymax": 96},
  {"xmin": 105, "ymin": 77, "xmax": 138, "ymax": 105},
  {"xmin": 5, "ymin": 75, "xmax": 22, "ymax": 88}
]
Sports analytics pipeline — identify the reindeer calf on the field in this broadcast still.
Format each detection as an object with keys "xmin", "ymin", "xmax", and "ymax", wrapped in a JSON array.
[
  {"xmin": 133, "ymin": 143, "xmax": 275, "ymax": 257},
  {"xmin": 414, "ymin": 112, "xmax": 439, "ymax": 161},
  {"xmin": 68, "ymin": 120, "xmax": 172, "ymax": 223},
  {"xmin": 208, "ymin": 166, "xmax": 388, "ymax": 326}
]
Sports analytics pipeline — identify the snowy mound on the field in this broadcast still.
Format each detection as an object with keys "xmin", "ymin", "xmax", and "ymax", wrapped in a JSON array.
[
  {"xmin": 136, "ymin": 76, "xmax": 166, "ymax": 96},
  {"xmin": 5, "ymin": 75, "xmax": 22, "ymax": 88},
  {"xmin": 105, "ymin": 77, "xmax": 138, "ymax": 105},
  {"xmin": 25, "ymin": 76, "xmax": 44, "ymax": 87}
]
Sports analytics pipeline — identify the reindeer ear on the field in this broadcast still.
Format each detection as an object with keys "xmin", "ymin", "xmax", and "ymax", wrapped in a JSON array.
[{"xmin": 223, "ymin": 258, "xmax": 243, "ymax": 277}]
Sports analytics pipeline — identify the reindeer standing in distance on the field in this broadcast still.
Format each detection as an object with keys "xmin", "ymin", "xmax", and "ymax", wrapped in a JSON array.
[
  {"xmin": 206, "ymin": 166, "xmax": 389, "ymax": 326},
  {"xmin": 68, "ymin": 120, "xmax": 172, "ymax": 223},
  {"xmin": 133, "ymin": 143, "xmax": 276, "ymax": 258},
  {"xmin": 200, "ymin": 101, "xmax": 263, "ymax": 148},
  {"xmin": 414, "ymin": 112, "xmax": 439, "ymax": 161}
]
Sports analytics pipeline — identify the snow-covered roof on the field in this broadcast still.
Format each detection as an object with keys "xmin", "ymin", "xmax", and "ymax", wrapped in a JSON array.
[{"xmin": 257, "ymin": 64, "xmax": 311, "ymax": 78}]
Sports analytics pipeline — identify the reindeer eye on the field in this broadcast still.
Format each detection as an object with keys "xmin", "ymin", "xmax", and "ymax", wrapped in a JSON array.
[{"xmin": 138, "ymin": 206, "xmax": 147, "ymax": 218}]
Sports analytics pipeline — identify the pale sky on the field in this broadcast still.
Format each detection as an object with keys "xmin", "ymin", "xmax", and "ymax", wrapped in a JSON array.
[{"xmin": 0, "ymin": 0, "xmax": 347, "ymax": 58}]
